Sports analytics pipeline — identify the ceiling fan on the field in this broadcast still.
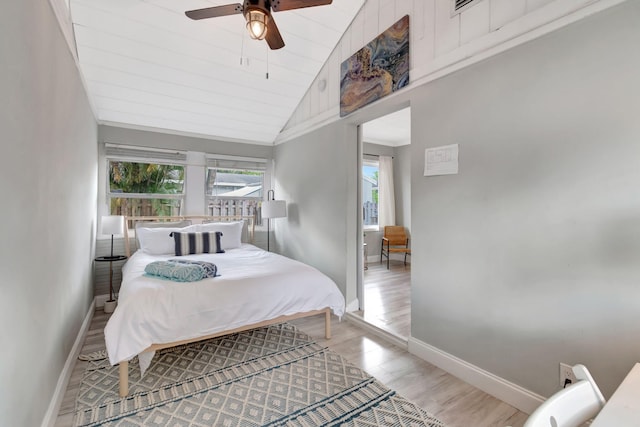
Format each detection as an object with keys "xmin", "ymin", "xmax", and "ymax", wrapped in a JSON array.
[{"xmin": 185, "ymin": 0, "xmax": 333, "ymax": 50}]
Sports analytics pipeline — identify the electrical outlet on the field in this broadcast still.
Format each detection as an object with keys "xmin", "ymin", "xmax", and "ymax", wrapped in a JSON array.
[{"xmin": 559, "ymin": 363, "xmax": 578, "ymax": 388}]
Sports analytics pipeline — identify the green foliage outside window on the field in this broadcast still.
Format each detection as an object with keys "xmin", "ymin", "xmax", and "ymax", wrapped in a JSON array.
[
  {"xmin": 109, "ymin": 162, "xmax": 184, "ymax": 193},
  {"xmin": 108, "ymin": 161, "xmax": 185, "ymax": 216}
]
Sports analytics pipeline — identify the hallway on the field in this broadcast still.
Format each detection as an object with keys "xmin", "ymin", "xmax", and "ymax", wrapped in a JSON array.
[{"xmin": 354, "ymin": 260, "xmax": 410, "ymax": 339}]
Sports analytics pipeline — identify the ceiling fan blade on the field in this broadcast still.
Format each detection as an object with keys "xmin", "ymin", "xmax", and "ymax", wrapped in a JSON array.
[
  {"xmin": 271, "ymin": 0, "xmax": 332, "ymax": 12},
  {"xmin": 265, "ymin": 17, "xmax": 285, "ymax": 50},
  {"xmin": 185, "ymin": 3, "xmax": 242, "ymax": 20}
]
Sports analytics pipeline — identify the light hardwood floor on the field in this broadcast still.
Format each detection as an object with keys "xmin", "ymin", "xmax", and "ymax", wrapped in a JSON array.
[
  {"xmin": 55, "ymin": 309, "xmax": 528, "ymax": 427},
  {"xmin": 354, "ymin": 259, "xmax": 411, "ymax": 339}
]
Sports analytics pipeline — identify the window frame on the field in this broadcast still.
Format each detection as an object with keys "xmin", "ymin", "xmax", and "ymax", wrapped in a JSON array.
[
  {"xmin": 106, "ymin": 155, "xmax": 187, "ymax": 217},
  {"xmin": 362, "ymin": 157, "xmax": 380, "ymax": 232},
  {"xmin": 205, "ymin": 155, "xmax": 268, "ymax": 218}
]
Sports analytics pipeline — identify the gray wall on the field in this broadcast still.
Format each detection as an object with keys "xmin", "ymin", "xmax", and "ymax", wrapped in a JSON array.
[
  {"xmin": 0, "ymin": 1, "xmax": 98, "ymax": 426},
  {"xmin": 410, "ymin": 2, "xmax": 640, "ymax": 398},
  {"xmin": 274, "ymin": 1, "xmax": 640, "ymax": 400},
  {"xmin": 274, "ymin": 122, "xmax": 358, "ymax": 301}
]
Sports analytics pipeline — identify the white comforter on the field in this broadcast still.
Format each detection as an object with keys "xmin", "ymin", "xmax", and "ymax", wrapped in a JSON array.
[{"xmin": 104, "ymin": 244, "xmax": 345, "ymax": 366}]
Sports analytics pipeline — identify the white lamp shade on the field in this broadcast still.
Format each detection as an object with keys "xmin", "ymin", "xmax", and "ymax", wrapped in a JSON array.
[
  {"xmin": 101, "ymin": 215, "xmax": 125, "ymax": 236},
  {"xmin": 262, "ymin": 200, "xmax": 286, "ymax": 219}
]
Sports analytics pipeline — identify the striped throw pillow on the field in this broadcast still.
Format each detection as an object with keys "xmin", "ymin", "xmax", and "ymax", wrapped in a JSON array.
[{"xmin": 170, "ymin": 231, "xmax": 225, "ymax": 256}]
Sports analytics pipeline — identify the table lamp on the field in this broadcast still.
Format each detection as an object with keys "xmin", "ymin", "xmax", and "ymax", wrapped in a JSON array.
[
  {"xmin": 101, "ymin": 215, "xmax": 125, "ymax": 259},
  {"xmin": 101, "ymin": 215, "xmax": 125, "ymax": 313}
]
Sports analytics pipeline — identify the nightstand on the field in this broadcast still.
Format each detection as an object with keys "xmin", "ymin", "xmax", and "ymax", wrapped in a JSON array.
[{"xmin": 95, "ymin": 255, "xmax": 127, "ymax": 313}]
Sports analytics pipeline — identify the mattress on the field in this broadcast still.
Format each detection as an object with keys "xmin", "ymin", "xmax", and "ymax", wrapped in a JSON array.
[{"xmin": 104, "ymin": 244, "xmax": 345, "ymax": 366}]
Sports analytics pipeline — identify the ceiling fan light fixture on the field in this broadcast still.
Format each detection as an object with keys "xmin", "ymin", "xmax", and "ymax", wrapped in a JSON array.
[{"xmin": 245, "ymin": 9, "xmax": 268, "ymax": 40}]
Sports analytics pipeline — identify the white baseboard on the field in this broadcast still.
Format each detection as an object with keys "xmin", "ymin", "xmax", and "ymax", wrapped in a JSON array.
[
  {"xmin": 41, "ymin": 299, "xmax": 95, "ymax": 427},
  {"xmin": 345, "ymin": 312, "xmax": 408, "ymax": 350},
  {"xmin": 408, "ymin": 337, "xmax": 544, "ymax": 414},
  {"xmin": 346, "ymin": 298, "xmax": 360, "ymax": 313}
]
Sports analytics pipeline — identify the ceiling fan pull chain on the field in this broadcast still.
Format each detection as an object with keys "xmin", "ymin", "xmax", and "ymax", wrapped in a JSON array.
[{"xmin": 266, "ymin": 48, "xmax": 269, "ymax": 79}]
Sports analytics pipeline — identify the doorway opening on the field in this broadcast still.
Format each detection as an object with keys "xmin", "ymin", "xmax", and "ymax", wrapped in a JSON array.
[{"xmin": 355, "ymin": 107, "xmax": 411, "ymax": 340}]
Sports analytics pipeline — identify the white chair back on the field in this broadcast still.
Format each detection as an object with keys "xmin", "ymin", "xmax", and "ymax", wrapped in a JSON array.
[{"xmin": 523, "ymin": 364, "xmax": 605, "ymax": 427}]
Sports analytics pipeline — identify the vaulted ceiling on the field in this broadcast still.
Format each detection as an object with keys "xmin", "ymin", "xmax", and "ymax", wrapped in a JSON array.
[{"xmin": 71, "ymin": 0, "xmax": 365, "ymax": 145}]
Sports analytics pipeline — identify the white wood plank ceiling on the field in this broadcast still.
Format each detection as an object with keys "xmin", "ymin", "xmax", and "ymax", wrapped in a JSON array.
[{"xmin": 71, "ymin": 0, "xmax": 364, "ymax": 144}]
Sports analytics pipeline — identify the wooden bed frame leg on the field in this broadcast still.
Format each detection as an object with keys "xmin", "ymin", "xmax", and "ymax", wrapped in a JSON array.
[
  {"xmin": 119, "ymin": 360, "xmax": 129, "ymax": 397},
  {"xmin": 325, "ymin": 309, "xmax": 331, "ymax": 339}
]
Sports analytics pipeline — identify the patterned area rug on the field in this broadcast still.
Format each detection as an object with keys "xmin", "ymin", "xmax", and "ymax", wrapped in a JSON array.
[{"xmin": 74, "ymin": 323, "xmax": 446, "ymax": 427}]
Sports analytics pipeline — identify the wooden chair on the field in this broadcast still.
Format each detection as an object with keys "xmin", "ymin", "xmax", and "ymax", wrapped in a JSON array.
[
  {"xmin": 521, "ymin": 364, "xmax": 605, "ymax": 427},
  {"xmin": 380, "ymin": 226, "xmax": 411, "ymax": 269}
]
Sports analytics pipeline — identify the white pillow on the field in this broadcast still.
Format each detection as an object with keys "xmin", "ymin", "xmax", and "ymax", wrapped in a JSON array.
[
  {"xmin": 137, "ymin": 226, "xmax": 193, "ymax": 255},
  {"xmin": 196, "ymin": 222, "xmax": 243, "ymax": 250}
]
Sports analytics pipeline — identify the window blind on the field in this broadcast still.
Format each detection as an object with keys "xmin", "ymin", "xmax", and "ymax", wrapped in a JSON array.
[
  {"xmin": 206, "ymin": 155, "xmax": 267, "ymax": 171},
  {"xmin": 105, "ymin": 143, "xmax": 187, "ymax": 163}
]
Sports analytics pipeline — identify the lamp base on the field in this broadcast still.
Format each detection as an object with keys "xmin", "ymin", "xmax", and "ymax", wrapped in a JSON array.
[{"xmin": 104, "ymin": 299, "xmax": 117, "ymax": 314}]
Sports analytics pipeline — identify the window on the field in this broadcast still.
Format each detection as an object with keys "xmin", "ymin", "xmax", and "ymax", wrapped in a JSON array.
[
  {"xmin": 206, "ymin": 157, "xmax": 266, "ymax": 217},
  {"xmin": 106, "ymin": 145, "xmax": 186, "ymax": 217},
  {"xmin": 363, "ymin": 159, "xmax": 379, "ymax": 228}
]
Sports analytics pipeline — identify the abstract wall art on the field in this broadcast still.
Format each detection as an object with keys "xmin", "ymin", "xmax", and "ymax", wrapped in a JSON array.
[{"xmin": 340, "ymin": 15, "xmax": 410, "ymax": 117}]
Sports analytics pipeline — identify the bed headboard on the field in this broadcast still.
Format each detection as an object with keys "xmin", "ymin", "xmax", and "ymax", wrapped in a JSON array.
[{"xmin": 123, "ymin": 215, "xmax": 256, "ymax": 257}]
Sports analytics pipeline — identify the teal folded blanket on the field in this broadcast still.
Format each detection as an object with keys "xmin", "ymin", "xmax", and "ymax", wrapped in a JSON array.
[
  {"xmin": 169, "ymin": 259, "xmax": 219, "ymax": 278},
  {"xmin": 144, "ymin": 260, "xmax": 206, "ymax": 282}
]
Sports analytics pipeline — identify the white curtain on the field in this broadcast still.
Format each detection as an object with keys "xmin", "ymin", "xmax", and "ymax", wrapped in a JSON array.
[{"xmin": 378, "ymin": 155, "xmax": 395, "ymax": 228}]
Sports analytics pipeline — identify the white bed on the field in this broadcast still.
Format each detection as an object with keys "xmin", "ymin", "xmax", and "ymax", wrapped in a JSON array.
[{"xmin": 104, "ymin": 216, "xmax": 346, "ymax": 396}]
